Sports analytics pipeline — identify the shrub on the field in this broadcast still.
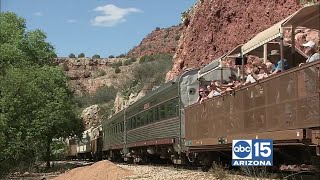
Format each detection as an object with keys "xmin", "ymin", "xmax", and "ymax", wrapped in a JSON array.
[
  {"xmin": 93, "ymin": 69, "xmax": 106, "ymax": 78},
  {"xmin": 130, "ymin": 57, "xmax": 137, "ymax": 62},
  {"xmin": 155, "ymin": 27, "xmax": 161, "ymax": 31},
  {"xmin": 163, "ymin": 32, "xmax": 169, "ymax": 39},
  {"xmin": 108, "ymin": 55, "xmax": 115, "ymax": 58},
  {"xmin": 240, "ymin": 166, "xmax": 272, "ymax": 179},
  {"xmin": 78, "ymin": 53, "xmax": 85, "ymax": 58},
  {"xmin": 92, "ymin": 54, "xmax": 100, "ymax": 59},
  {"xmin": 91, "ymin": 86, "xmax": 117, "ymax": 104},
  {"xmin": 209, "ymin": 163, "xmax": 228, "ymax": 179},
  {"xmin": 123, "ymin": 59, "xmax": 133, "ymax": 66},
  {"xmin": 115, "ymin": 67, "xmax": 121, "ymax": 74},
  {"xmin": 175, "ymin": 35, "xmax": 180, "ymax": 41},
  {"xmin": 139, "ymin": 56, "xmax": 146, "ymax": 63},
  {"xmin": 98, "ymin": 102, "xmax": 114, "ymax": 119},
  {"xmin": 132, "ymin": 53, "xmax": 173, "ymax": 91},
  {"xmin": 61, "ymin": 63, "xmax": 69, "ymax": 71},
  {"xmin": 299, "ymin": 0, "xmax": 317, "ymax": 6},
  {"xmin": 117, "ymin": 54, "xmax": 126, "ymax": 58},
  {"xmin": 74, "ymin": 86, "xmax": 117, "ymax": 107},
  {"xmin": 111, "ymin": 61, "xmax": 122, "ymax": 68},
  {"xmin": 69, "ymin": 53, "xmax": 76, "ymax": 58},
  {"xmin": 139, "ymin": 54, "xmax": 172, "ymax": 64}
]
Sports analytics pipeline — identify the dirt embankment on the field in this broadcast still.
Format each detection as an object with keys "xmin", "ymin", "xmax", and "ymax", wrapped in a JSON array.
[
  {"xmin": 53, "ymin": 160, "xmax": 132, "ymax": 180},
  {"xmin": 166, "ymin": 0, "xmax": 315, "ymax": 80}
]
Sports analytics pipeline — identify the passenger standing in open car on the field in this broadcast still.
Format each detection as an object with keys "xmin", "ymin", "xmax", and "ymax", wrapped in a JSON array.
[
  {"xmin": 268, "ymin": 50, "xmax": 289, "ymax": 75},
  {"xmin": 299, "ymin": 40, "xmax": 320, "ymax": 67},
  {"xmin": 243, "ymin": 67, "xmax": 258, "ymax": 85},
  {"xmin": 207, "ymin": 84, "xmax": 221, "ymax": 98},
  {"xmin": 197, "ymin": 87, "xmax": 208, "ymax": 104},
  {"xmin": 265, "ymin": 61, "xmax": 275, "ymax": 74}
]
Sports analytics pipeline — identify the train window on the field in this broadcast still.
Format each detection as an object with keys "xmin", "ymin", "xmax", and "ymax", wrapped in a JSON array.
[
  {"xmin": 140, "ymin": 114, "xmax": 145, "ymax": 126},
  {"xmin": 126, "ymin": 119, "xmax": 131, "ymax": 130},
  {"xmin": 116, "ymin": 124, "xmax": 119, "ymax": 134},
  {"xmin": 136, "ymin": 116, "xmax": 141, "ymax": 127},
  {"xmin": 154, "ymin": 107, "xmax": 159, "ymax": 121},
  {"xmin": 160, "ymin": 104, "xmax": 166, "ymax": 119},
  {"xmin": 132, "ymin": 117, "xmax": 136, "ymax": 129},
  {"xmin": 167, "ymin": 100, "xmax": 175, "ymax": 118},
  {"xmin": 142, "ymin": 112, "xmax": 148, "ymax": 125},
  {"xmin": 148, "ymin": 109, "xmax": 154, "ymax": 123},
  {"xmin": 189, "ymin": 88, "xmax": 196, "ymax": 95}
]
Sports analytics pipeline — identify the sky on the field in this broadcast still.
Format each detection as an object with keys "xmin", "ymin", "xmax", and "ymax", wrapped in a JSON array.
[{"xmin": 1, "ymin": 0, "xmax": 196, "ymax": 57}]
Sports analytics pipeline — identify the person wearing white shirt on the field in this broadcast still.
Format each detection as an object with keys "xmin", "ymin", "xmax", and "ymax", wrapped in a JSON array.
[{"xmin": 299, "ymin": 41, "xmax": 320, "ymax": 67}]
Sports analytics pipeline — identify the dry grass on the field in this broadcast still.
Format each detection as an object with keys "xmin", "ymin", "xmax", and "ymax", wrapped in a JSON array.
[
  {"xmin": 240, "ymin": 166, "xmax": 276, "ymax": 179},
  {"xmin": 208, "ymin": 162, "xmax": 228, "ymax": 179}
]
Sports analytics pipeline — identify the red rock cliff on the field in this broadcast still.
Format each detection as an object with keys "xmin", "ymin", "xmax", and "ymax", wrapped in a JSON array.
[
  {"xmin": 127, "ymin": 25, "xmax": 183, "ymax": 58},
  {"xmin": 166, "ymin": 0, "xmax": 318, "ymax": 80}
]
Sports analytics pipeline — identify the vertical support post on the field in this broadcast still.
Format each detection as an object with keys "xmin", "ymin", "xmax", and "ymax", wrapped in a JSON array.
[
  {"xmin": 291, "ymin": 26, "xmax": 296, "ymax": 66},
  {"xmin": 280, "ymin": 27, "xmax": 285, "ymax": 72},
  {"xmin": 123, "ymin": 107, "xmax": 127, "ymax": 156},
  {"xmin": 264, "ymin": 43, "xmax": 268, "ymax": 63},
  {"xmin": 241, "ymin": 54, "xmax": 245, "ymax": 83},
  {"xmin": 220, "ymin": 59, "xmax": 223, "ymax": 83}
]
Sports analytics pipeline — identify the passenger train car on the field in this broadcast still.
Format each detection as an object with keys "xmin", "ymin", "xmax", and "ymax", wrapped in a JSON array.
[{"xmin": 67, "ymin": 4, "xmax": 320, "ymax": 170}]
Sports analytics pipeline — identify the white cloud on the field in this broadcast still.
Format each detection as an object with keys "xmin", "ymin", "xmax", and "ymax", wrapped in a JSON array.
[
  {"xmin": 33, "ymin": 12, "xmax": 43, "ymax": 17},
  {"xmin": 91, "ymin": 4, "xmax": 141, "ymax": 27},
  {"xmin": 67, "ymin": 19, "xmax": 77, "ymax": 23}
]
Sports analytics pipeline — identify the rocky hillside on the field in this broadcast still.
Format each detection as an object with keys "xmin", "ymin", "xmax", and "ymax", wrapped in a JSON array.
[
  {"xmin": 56, "ymin": 55, "xmax": 172, "ymax": 129},
  {"xmin": 127, "ymin": 25, "xmax": 183, "ymax": 58},
  {"xmin": 166, "ymin": 0, "xmax": 319, "ymax": 80},
  {"xmin": 55, "ymin": 57, "xmax": 134, "ymax": 96}
]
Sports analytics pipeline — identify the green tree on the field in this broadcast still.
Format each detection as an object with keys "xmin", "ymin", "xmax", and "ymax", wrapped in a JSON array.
[
  {"xmin": 0, "ymin": 12, "xmax": 56, "ymax": 73},
  {"xmin": 69, "ymin": 53, "xmax": 76, "ymax": 58},
  {"xmin": 0, "ymin": 12, "xmax": 84, "ymax": 175},
  {"xmin": 0, "ymin": 66, "xmax": 84, "ymax": 171},
  {"xmin": 108, "ymin": 55, "xmax": 115, "ymax": 58},
  {"xmin": 78, "ymin": 53, "xmax": 85, "ymax": 58},
  {"xmin": 92, "ymin": 54, "xmax": 101, "ymax": 59},
  {"xmin": 117, "ymin": 54, "xmax": 126, "ymax": 58}
]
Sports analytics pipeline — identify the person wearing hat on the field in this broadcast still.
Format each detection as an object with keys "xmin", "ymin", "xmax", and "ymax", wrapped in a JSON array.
[
  {"xmin": 299, "ymin": 40, "xmax": 320, "ymax": 67},
  {"xmin": 268, "ymin": 50, "xmax": 289, "ymax": 75}
]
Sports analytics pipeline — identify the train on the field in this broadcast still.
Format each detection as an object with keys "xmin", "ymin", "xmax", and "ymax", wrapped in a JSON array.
[{"xmin": 67, "ymin": 4, "xmax": 320, "ymax": 171}]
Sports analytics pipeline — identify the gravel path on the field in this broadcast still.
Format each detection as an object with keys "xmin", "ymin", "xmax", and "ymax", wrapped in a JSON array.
[{"xmin": 119, "ymin": 164, "xmax": 262, "ymax": 180}]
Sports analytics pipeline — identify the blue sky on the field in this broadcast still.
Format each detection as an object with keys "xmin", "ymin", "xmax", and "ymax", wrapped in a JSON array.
[{"xmin": 1, "ymin": 0, "xmax": 196, "ymax": 57}]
